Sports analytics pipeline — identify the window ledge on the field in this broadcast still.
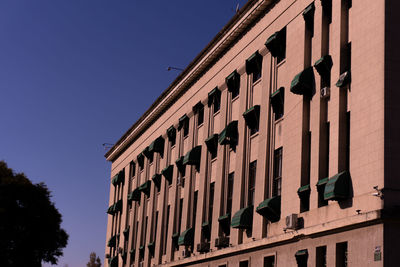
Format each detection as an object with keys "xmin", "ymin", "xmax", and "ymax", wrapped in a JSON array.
[
  {"xmin": 252, "ymin": 78, "xmax": 262, "ymax": 86},
  {"xmin": 277, "ymin": 59, "xmax": 286, "ymax": 67}
]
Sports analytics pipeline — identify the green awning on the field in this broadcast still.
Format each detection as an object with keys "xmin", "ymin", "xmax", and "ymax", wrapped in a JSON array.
[
  {"xmin": 256, "ymin": 195, "xmax": 281, "ymax": 222},
  {"xmin": 297, "ymin": 184, "xmax": 311, "ymax": 197},
  {"xmin": 129, "ymin": 249, "xmax": 135, "ymax": 255},
  {"xmin": 243, "ymin": 105, "xmax": 260, "ymax": 130},
  {"xmin": 290, "ymin": 67, "xmax": 315, "ymax": 96},
  {"xmin": 161, "ymin": 165, "xmax": 174, "ymax": 184},
  {"xmin": 137, "ymin": 153, "xmax": 144, "ymax": 169},
  {"xmin": 123, "ymin": 227, "xmax": 130, "ymax": 238},
  {"xmin": 167, "ymin": 126, "xmax": 176, "ymax": 142},
  {"xmin": 265, "ymin": 32, "xmax": 279, "ymax": 57},
  {"xmin": 107, "ymin": 234, "xmax": 119, "ymax": 247},
  {"xmin": 115, "ymin": 170, "xmax": 125, "ymax": 185},
  {"xmin": 149, "ymin": 136, "xmax": 165, "ymax": 155},
  {"xmin": 314, "ymin": 55, "xmax": 333, "ymax": 77},
  {"xmin": 111, "ymin": 174, "xmax": 118, "ymax": 186},
  {"xmin": 303, "ymin": 2, "xmax": 315, "ymax": 31},
  {"xmin": 336, "ymin": 71, "xmax": 351, "ymax": 87},
  {"xmin": 178, "ymin": 114, "xmax": 189, "ymax": 130},
  {"xmin": 231, "ymin": 205, "xmax": 253, "ymax": 229},
  {"xmin": 152, "ymin": 173, "xmax": 162, "ymax": 189},
  {"xmin": 296, "ymin": 249, "xmax": 308, "ymax": 257},
  {"xmin": 142, "ymin": 146, "xmax": 153, "ymax": 159},
  {"xmin": 172, "ymin": 232, "xmax": 180, "ymax": 239},
  {"xmin": 192, "ymin": 101, "xmax": 204, "ymax": 113},
  {"xmin": 226, "ymin": 70, "xmax": 240, "ymax": 93},
  {"xmin": 219, "ymin": 120, "xmax": 238, "ymax": 146},
  {"xmin": 246, "ymin": 51, "xmax": 262, "ymax": 75},
  {"xmin": 183, "ymin": 146, "xmax": 202, "ymax": 166},
  {"xmin": 295, "ymin": 249, "xmax": 308, "ymax": 265},
  {"xmin": 316, "ymin": 177, "xmax": 329, "ymax": 192},
  {"xmin": 218, "ymin": 213, "xmax": 231, "ymax": 224},
  {"xmin": 147, "ymin": 241, "xmax": 155, "ymax": 253},
  {"xmin": 205, "ymin": 134, "xmax": 219, "ymax": 152},
  {"xmin": 138, "ymin": 180, "xmax": 151, "ymax": 197},
  {"xmin": 324, "ymin": 171, "xmax": 350, "ymax": 201},
  {"xmin": 201, "ymin": 221, "xmax": 210, "ymax": 231},
  {"xmin": 175, "ymin": 156, "xmax": 185, "ymax": 174},
  {"xmin": 114, "ymin": 199, "xmax": 123, "ymax": 213},
  {"xmin": 265, "ymin": 27, "xmax": 286, "ymax": 60},
  {"xmin": 271, "ymin": 87, "xmax": 284, "ymax": 115},
  {"xmin": 109, "ymin": 255, "xmax": 118, "ymax": 267},
  {"xmin": 208, "ymin": 87, "xmax": 221, "ymax": 107},
  {"xmin": 107, "ymin": 204, "xmax": 115, "ymax": 215},
  {"xmin": 128, "ymin": 188, "xmax": 141, "ymax": 202},
  {"xmin": 178, "ymin": 228, "xmax": 194, "ymax": 246}
]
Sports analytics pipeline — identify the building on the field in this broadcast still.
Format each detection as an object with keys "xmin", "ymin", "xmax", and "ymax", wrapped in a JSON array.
[{"xmin": 104, "ymin": 0, "xmax": 400, "ymax": 266}]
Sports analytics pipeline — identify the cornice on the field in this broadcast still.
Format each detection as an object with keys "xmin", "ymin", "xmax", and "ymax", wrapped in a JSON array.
[{"xmin": 105, "ymin": 0, "xmax": 277, "ymax": 162}]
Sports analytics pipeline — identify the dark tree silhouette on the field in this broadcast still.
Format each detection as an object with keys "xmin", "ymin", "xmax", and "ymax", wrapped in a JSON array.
[
  {"xmin": 87, "ymin": 252, "xmax": 101, "ymax": 267},
  {"xmin": 0, "ymin": 161, "xmax": 68, "ymax": 267}
]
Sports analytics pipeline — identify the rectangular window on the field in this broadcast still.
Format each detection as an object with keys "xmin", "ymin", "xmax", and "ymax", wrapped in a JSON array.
[
  {"xmin": 213, "ymin": 94, "xmax": 221, "ymax": 114},
  {"xmin": 163, "ymin": 205, "xmax": 170, "ymax": 255},
  {"xmin": 198, "ymin": 105, "xmax": 204, "ymax": 125},
  {"xmin": 240, "ymin": 260, "xmax": 249, "ymax": 267},
  {"xmin": 129, "ymin": 161, "xmax": 136, "ymax": 178},
  {"xmin": 178, "ymin": 198, "xmax": 183, "ymax": 233},
  {"xmin": 264, "ymin": 255, "xmax": 275, "ymax": 267},
  {"xmin": 316, "ymin": 246, "xmax": 327, "ymax": 267},
  {"xmin": 209, "ymin": 182, "xmax": 215, "ymax": 223},
  {"xmin": 273, "ymin": 148, "xmax": 283, "ymax": 197},
  {"xmin": 193, "ymin": 191, "xmax": 198, "ymax": 228},
  {"xmin": 336, "ymin": 242, "xmax": 348, "ymax": 267},
  {"xmin": 227, "ymin": 172, "xmax": 234, "ymax": 214},
  {"xmin": 248, "ymin": 161, "xmax": 257, "ymax": 206}
]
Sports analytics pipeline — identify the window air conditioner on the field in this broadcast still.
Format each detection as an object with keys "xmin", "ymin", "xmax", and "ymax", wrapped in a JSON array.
[{"xmin": 285, "ymin": 213, "xmax": 298, "ymax": 230}]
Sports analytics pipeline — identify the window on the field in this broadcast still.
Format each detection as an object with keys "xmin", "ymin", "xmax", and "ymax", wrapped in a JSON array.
[
  {"xmin": 265, "ymin": 27, "xmax": 286, "ymax": 63},
  {"xmin": 264, "ymin": 255, "xmax": 275, "ymax": 267},
  {"xmin": 179, "ymin": 115, "xmax": 189, "ymax": 138},
  {"xmin": 129, "ymin": 161, "xmax": 136, "ymax": 178},
  {"xmin": 193, "ymin": 191, "xmax": 198, "ymax": 228},
  {"xmin": 243, "ymin": 105, "xmax": 260, "ymax": 135},
  {"xmin": 240, "ymin": 260, "xmax": 249, "ymax": 267},
  {"xmin": 273, "ymin": 148, "xmax": 282, "ymax": 197},
  {"xmin": 163, "ymin": 205, "xmax": 170, "ymax": 255},
  {"xmin": 208, "ymin": 87, "xmax": 221, "ymax": 114},
  {"xmin": 226, "ymin": 70, "xmax": 240, "ymax": 99},
  {"xmin": 209, "ymin": 182, "xmax": 215, "ymax": 223},
  {"xmin": 167, "ymin": 126, "xmax": 176, "ymax": 147},
  {"xmin": 295, "ymin": 249, "xmax": 308, "ymax": 267},
  {"xmin": 248, "ymin": 161, "xmax": 257, "ymax": 206},
  {"xmin": 271, "ymin": 87, "xmax": 284, "ymax": 120},
  {"xmin": 316, "ymin": 246, "xmax": 327, "ymax": 267},
  {"xmin": 246, "ymin": 51, "xmax": 262, "ymax": 82},
  {"xmin": 336, "ymin": 242, "xmax": 348, "ymax": 267},
  {"xmin": 227, "ymin": 172, "xmax": 234, "ymax": 214},
  {"xmin": 193, "ymin": 101, "xmax": 204, "ymax": 126},
  {"xmin": 178, "ymin": 198, "xmax": 183, "ymax": 233},
  {"xmin": 198, "ymin": 105, "xmax": 204, "ymax": 125}
]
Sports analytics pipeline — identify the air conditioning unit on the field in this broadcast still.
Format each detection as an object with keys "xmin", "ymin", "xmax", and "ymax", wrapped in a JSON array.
[
  {"xmin": 182, "ymin": 249, "xmax": 190, "ymax": 258},
  {"xmin": 196, "ymin": 242, "xmax": 210, "ymax": 253},
  {"xmin": 215, "ymin": 236, "xmax": 230, "ymax": 248},
  {"xmin": 320, "ymin": 87, "xmax": 330, "ymax": 99},
  {"xmin": 285, "ymin": 213, "xmax": 298, "ymax": 230}
]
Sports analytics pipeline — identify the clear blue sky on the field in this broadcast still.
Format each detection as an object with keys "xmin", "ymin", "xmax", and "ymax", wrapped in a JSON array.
[{"xmin": 0, "ymin": 0, "xmax": 247, "ymax": 266}]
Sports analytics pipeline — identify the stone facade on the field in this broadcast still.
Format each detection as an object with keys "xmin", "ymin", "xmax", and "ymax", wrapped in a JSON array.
[{"xmin": 105, "ymin": 0, "xmax": 400, "ymax": 266}]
